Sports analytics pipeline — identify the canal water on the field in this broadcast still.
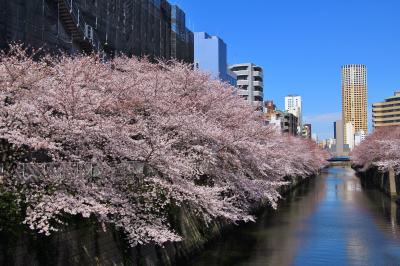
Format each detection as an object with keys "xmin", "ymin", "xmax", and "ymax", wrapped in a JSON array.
[{"xmin": 187, "ymin": 167, "xmax": 400, "ymax": 266}]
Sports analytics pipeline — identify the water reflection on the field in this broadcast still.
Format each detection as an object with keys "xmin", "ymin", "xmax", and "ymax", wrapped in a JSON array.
[{"xmin": 187, "ymin": 167, "xmax": 400, "ymax": 266}]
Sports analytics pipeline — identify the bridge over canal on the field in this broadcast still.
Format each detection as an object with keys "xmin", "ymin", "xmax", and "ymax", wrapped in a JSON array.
[{"xmin": 327, "ymin": 156, "xmax": 352, "ymax": 167}]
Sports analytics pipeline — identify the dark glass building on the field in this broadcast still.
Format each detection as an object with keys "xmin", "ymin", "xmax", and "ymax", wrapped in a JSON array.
[
  {"xmin": 170, "ymin": 5, "xmax": 193, "ymax": 63},
  {"xmin": 0, "ymin": 0, "xmax": 193, "ymax": 63}
]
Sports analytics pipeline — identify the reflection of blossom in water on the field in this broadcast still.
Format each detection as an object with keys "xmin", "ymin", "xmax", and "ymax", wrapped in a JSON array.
[
  {"xmin": 347, "ymin": 169, "xmax": 400, "ymax": 244},
  {"xmin": 189, "ymin": 167, "xmax": 400, "ymax": 265}
]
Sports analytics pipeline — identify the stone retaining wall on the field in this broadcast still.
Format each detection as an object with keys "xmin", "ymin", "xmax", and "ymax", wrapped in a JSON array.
[
  {"xmin": 0, "ymin": 175, "xmax": 312, "ymax": 266},
  {"xmin": 355, "ymin": 167, "xmax": 400, "ymax": 199}
]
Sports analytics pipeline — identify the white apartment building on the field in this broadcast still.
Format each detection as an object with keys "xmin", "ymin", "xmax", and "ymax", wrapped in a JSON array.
[
  {"xmin": 354, "ymin": 130, "xmax": 366, "ymax": 146},
  {"xmin": 285, "ymin": 95, "xmax": 302, "ymax": 132},
  {"xmin": 344, "ymin": 122, "xmax": 355, "ymax": 150}
]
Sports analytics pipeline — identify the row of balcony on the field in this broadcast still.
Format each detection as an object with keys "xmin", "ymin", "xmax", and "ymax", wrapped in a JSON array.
[
  {"xmin": 230, "ymin": 65, "xmax": 263, "ymax": 72},
  {"xmin": 239, "ymin": 91, "xmax": 263, "ymax": 98},
  {"xmin": 373, "ymin": 110, "xmax": 400, "ymax": 117},
  {"xmin": 236, "ymin": 80, "xmax": 263, "ymax": 87},
  {"xmin": 373, "ymin": 100, "xmax": 400, "ymax": 110},
  {"xmin": 372, "ymin": 115, "xmax": 400, "ymax": 122},
  {"xmin": 375, "ymin": 122, "xmax": 400, "ymax": 127},
  {"xmin": 238, "ymin": 90, "xmax": 264, "ymax": 98},
  {"xmin": 233, "ymin": 70, "xmax": 263, "ymax": 78}
]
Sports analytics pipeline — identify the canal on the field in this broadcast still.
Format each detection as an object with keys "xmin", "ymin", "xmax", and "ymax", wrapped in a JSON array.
[{"xmin": 186, "ymin": 166, "xmax": 400, "ymax": 266}]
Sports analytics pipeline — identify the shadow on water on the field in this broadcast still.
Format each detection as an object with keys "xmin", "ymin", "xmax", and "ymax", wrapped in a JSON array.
[{"xmin": 185, "ymin": 167, "xmax": 400, "ymax": 266}]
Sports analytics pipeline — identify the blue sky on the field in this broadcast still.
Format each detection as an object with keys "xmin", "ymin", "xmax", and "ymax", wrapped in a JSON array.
[{"xmin": 172, "ymin": 0, "xmax": 400, "ymax": 140}]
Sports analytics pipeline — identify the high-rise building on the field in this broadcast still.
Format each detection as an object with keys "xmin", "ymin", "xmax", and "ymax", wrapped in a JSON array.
[
  {"xmin": 341, "ymin": 65, "xmax": 368, "ymax": 141},
  {"xmin": 285, "ymin": 95, "xmax": 302, "ymax": 131},
  {"xmin": 0, "ymin": 0, "xmax": 193, "ymax": 63},
  {"xmin": 229, "ymin": 63, "xmax": 264, "ymax": 107},
  {"xmin": 372, "ymin": 91, "xmax": 400, "ymax": 128},
  {"xmin": 334, "ymin": 120, "xmax": 344, "ymax": 153},
  {"xmin": 194, "ymin": 32, "xmax": 236, "ymax": 86}
]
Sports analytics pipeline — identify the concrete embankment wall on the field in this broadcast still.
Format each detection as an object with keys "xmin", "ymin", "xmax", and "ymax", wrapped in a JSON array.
[
  {"xmin": 355, "ymin": 167, "xmax": 400, "ymax": 199},
  {"xmin": 0, "ymin": 175, "xmax": 311, "ymax": 266}
]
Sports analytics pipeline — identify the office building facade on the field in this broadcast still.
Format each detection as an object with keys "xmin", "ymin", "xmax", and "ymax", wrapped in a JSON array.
[
  {"xmin": 229, "ymin": 63, "xmax": 264, "ymax": 107},
  {"xmin": 0, "ymin": 0, "xmax": 193, "ymax": 63},
  {"xmin": 344, "ymin": 122, "xmax": 355, "ymax": 151},
  {"xmin": 194, "ymin": 32, "xmax": 236, "ymax": 86},
  {"xmin": 341, "ymin": 65, "xmax": 368, "ymax": 140},
  {"xmin": 372, "ymin": 91, "xmax": 400, "ymax": 128},
  {"xmin": 334, "ymin": 120, "xmax": 345, "ymax": 153},
  {"xmin": 354, "ymin": 131, "xmax": 366, "ymax": 146},
  {"xmin": 171, "ymin": 5, "xmax": 194, "ymax": 64},
  {"xmin": 283, "ymin": 112, "xmax": 299, "ymax": 136}
]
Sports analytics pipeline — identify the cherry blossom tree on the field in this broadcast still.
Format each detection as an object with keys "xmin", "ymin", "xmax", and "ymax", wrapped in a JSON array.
[
  {"xmin": 0, "ymin": 45, "xmax": 328, "ymax": 246},
  {"xmin": 352, "ymin": 126, "xmax": 400, "ymax": 173}
]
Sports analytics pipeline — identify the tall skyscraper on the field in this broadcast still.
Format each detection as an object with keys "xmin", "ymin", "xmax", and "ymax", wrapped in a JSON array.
[
  {"xmin": 194, "ymin": 32, "xmax": 236, "ymax": 86},
  {"xmin": 229, "ymin": 63, "xmax": 264, "ymax": 107},
  {"xmin": 372, "ymin": 91, "xmax": 400, "ymax": 128},
  {"xmin": 285, "ymin": 95, "xmax": 302, "ymax": 131},
  {"xmin": 341, "ymin": 65, "xmax": 368, "ymax": 141}
]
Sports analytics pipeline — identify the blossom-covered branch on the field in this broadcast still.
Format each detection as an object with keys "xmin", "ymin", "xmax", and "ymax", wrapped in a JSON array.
[
  {"xmin": 0, "ymin": 45, "xmax": 328, "ymax": 246},
  {"xmin": 352, "ymin": 126, "xmax": 400, "ymax": 173}
]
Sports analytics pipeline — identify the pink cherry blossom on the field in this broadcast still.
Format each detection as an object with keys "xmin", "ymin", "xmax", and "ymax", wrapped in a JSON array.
[
  {"xmin": 352, "ymin": 126, "xmax": 400, "ymax": 173},
  {"xmin": 0, "ymin": 44, "xmax": 328, "ymax": 246}
]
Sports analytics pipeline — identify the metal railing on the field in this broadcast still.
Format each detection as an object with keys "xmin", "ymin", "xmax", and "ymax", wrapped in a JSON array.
[{"xmin": 63, "ymin": 0, "xmax": 103, "ymax": 52}]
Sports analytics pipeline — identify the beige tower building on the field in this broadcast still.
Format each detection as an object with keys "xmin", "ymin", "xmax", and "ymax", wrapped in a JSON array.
[{"xmin": 341, "ymin": 64, "xmax": 368, "ymax": 141}]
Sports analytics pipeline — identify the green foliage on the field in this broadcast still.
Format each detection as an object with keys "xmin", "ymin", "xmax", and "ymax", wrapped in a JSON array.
[{"xmin": 0, "ymin": 187, "xmax": 23, "ymax": 236}]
